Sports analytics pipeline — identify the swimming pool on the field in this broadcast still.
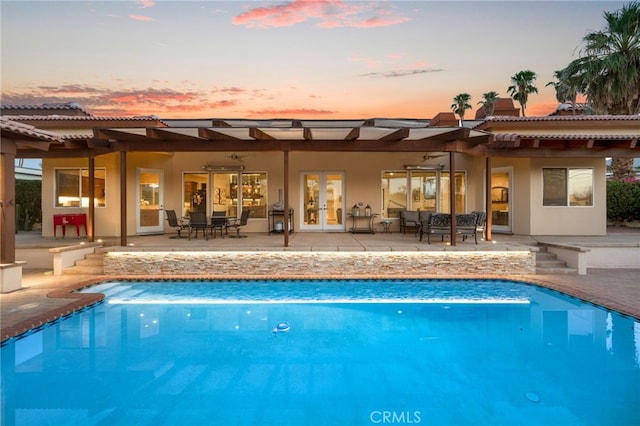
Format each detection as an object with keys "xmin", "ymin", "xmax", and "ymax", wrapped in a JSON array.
[{"xmin": 1, "ymin": 279, "xmax": 639, "ymax": 425}]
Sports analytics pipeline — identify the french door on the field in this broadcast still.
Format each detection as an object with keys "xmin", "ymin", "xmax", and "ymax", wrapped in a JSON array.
[
  {"xmin": 491, "ymin": 167, "xmax": 512, "ymax": 233},
  {"xmin": 136, "ymin": 168, "xmax": 164, "ymax": 234},
  {"xmin": 300, "ymin": 172, "xmax": 345, "ymax": 231}
]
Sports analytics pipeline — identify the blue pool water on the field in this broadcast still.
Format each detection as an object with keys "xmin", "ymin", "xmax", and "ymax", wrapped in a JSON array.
[{"xmin": 1, "ymin": 279, "xmax": 639, "ymax": 426}]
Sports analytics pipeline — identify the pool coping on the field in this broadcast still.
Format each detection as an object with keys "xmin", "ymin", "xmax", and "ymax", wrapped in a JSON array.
[{"xmin": 2, "ymin": 271, "xmax": 638, "ymax": 344}]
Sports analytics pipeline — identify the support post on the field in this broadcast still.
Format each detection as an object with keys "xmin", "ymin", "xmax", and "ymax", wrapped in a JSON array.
[
  {"xmin": 0, "ymin": 144, "xmax": 16, "ymax": 264},
  {"xmin": 0, "ymin": 140, "xmax": 22, "ymax": 292},
  {"xmin": 283, "ymin": 148, "xmax": 290, "ymax": 247},
  {"xmin": 485, "ymin": 156, "xmax": 492, "ymax": 241},
  {"xmin": 449, "ymin": 152, "xmax": 456, "ymax": 246},
  {"xmin": 88, "ymin": 153, "xmax": 95, "ymax": 242},
  {"xmin": 120, "ymin": 150, "xmax": 127, "ymax": 247}
]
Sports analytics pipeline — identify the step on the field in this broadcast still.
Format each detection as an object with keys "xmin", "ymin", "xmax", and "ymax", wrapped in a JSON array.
[
  {"xmin": 535, "ymin": 246, "xmax": 577, "ymax": 274},
  {"xmin": 536, "ymin": 259, "xmax": 569, "ymax": 268},
  {"xmin": 536, "ymin": 267, "xmax": 578, "ymax": 275},
  {"xmin": 62, "ymin": 251, "xmax": 104, "ymax": 275},
  {"xmin": 74, "ymin": 257, "xmax": 104, "ymax": 267},
  {"xmin": 63, "ymin": 265, "xmax": 104, "ymax": 275},
  {"xmin": 535, "ymin": 252, "xmax": 558, "ymax": 261}
]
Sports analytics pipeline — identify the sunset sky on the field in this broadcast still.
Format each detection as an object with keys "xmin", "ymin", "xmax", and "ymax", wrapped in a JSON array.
[{"xmin": 0, "ymin": 1, "xmax": 627, "ymax": 119}]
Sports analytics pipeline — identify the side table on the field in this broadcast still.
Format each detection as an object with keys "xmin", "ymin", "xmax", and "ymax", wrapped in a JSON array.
[{"xmin": 380, "ymin": 219, "xmax": 392, "ymax": 233}]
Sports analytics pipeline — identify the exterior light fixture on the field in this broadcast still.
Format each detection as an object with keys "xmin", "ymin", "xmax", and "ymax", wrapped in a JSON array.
[{"xmin": 404, "ymin": 164, "xmax": 445, "ymax": 170}]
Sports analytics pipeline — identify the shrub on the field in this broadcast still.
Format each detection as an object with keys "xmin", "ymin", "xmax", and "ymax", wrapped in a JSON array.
[
  {"xmin": 607, "ymin": 178, "xmax": 640, "ymax": 225},
  {"xmin": 15, "ymin": 180, "xmax": 42, "ymax": 231}
]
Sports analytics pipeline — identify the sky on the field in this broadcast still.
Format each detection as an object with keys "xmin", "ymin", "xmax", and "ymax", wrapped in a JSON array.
[{"xmin": 0, "ymin": 0, "xmax": 628, "ymax": 119}]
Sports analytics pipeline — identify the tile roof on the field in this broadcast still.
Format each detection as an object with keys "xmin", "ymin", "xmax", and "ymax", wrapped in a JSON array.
[
  {"xmin": 492, "ymin": 133, "xmax": 640, "ymax": 142},
  {"xmin": 1, "ymin": 102, "xmax": 86, "ymax": 111},
  {"xmin": 0, "ymin": 116, "xmax": 66, "ymax": 143},
  {"xmin": 481, "ymin": 114, "xmax": 640, "ymax": 123},
  {"xmin": 3, "ymin": 114, "xmax": 164, "ymax": 122},
  {"xmin": 1, "ymin": 102, "xmax": 92, "ymax": 117}
]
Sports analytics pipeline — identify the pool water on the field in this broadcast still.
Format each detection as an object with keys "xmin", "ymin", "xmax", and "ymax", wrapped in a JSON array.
[{"xmin": 1, "ymin": 279, "xmax": 639, "ymax": 425}]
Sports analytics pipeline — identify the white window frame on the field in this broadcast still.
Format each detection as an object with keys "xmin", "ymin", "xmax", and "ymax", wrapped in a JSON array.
[
  {"xmin": 54, "ymin": 167, "xmax": 107, "ymax": 208},
  {"xmin": 542, "ymin": 167, "xmax": 594, "ymax": 207}
]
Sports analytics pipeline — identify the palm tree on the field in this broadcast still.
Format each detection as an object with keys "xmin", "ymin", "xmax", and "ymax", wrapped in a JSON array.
[
  {"xmin": 546, "ymin": 70, "xmax": 579, "ymax": 114},
  {"xmin": 507, "ymin": 70, "xmax": 538, "ymax": 117},
  {"xmin": 477, "ymin": 91, "xmax": 500, "ymax": 117},
  {"xmin": 451, "ymin": 93, "xmax": 472, "ymax": 126},
  {"xmin": 556, "ymin": 2, "xmax": 640, "ymax": 178}
]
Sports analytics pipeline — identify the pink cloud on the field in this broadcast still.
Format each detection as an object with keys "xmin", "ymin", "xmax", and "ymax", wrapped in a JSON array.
[
  {"xmin": 2, "ymin": 84, "xmax": 256, "ymax": 117},
  {"xmin": 129, "ymin": 14, "xmax": 154, "ymax": 22},
  {"xmin": 249, "ymin": 108, "xmax": 336, "ymax": 116},
  {"xmin": 348, "ymin": 53, "xmax": 381, "ymax": 69},
  {"xmin": 215, "ymin": 87, "xmax": 248, "ymax": 95},
  {"xmin": 233, "ymin": 0, "xmax": 407, "ymax": 29},
  {"xmin": 387, "ymin": 52, "xmax": 407, "ymax": 60},
  {"xmin": 136, "ymin": 0, "xmax": 155, "ymax": 8}
]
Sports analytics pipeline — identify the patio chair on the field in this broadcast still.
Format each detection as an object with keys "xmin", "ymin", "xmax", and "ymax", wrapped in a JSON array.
[
  {"xmin": 165, "ymin": 209, "xmax": 186, "ymax": 239},
  {"xmin": 420, "ymin": 213, "xmax": 451, "ymax": 243},
  {"xmin": 226, "ymin": 209, "xmax": 250, "ymax": 238},
  {"xmin": 456, "ymin": 213, "xmax": 479, "ymax": 244},
  {"xmin": 471, "ymin": 211, "xmax": 487, "ymax": 240},
  {"xmin": 210, "ymin": 211, "xmax": 227, "ymax": 238},
  {"xmin": 399, "ymin": 210, "xmax": 420, "ymax": 235},
  {"xmin": 188, "ymin": 211, "xmax": 209, "ymax": 240}
]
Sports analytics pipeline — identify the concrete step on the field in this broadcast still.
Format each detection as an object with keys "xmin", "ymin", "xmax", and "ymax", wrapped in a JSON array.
[
  {"xmin": 535, "ymin": 247, "xmax": 577, "ymax": 274},
  {"xmin": 536, "ymin": 267, "xmax": 578, "ymax": 275},
  {"xmin": 535, "ymin": 252, "xmax": 558, "ymax": 261},
  {"xmin": 74, "ymin": 257, "xmax": 104, "ymax": 266},
  {"xmin": 63, "ymin": 265, "xmax": 104, "ymax": 275},
  {"xmin": 536, "ymin": 259, "xmax": 570, "ymax": 268},
  {"xmin": 62, "ymin": 251, "xmax": 104, "ymax": 275}
]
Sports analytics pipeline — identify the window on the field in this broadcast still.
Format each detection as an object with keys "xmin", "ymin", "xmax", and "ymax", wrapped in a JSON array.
[
  {"xmin": 381, "ymin": 170, "xmax": 466, "ymax": 216},
  {"xmin": 183, "ymin": 173, "xmax": 208, "ymax": 216},
  {"xmin": 381, "ymin": 171, "xmax": 407, "ymax": 218},
  {"xmin": 439, "ymin": 172, "xmax": 466, "ymax": 213},
  {"xmin": 242, "ymin": 172, "xmax": 267, "ymax": 218},
  {"xmin": 183, "ymin": 171, "xmax": 267, "ymax": 219},
  {"xmin": 543, "ymin": 168, "xmax": 593, "ymax": 206},
  {"xmin": 410, "ymin": 171, "xmax": 437, "ymax": 211},
  {"xmin": 55, "ymin": 168, "xmax": 106, "ymax": 207}
]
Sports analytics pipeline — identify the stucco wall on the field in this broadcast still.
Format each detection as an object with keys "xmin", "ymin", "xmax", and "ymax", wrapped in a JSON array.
[
  {"xmin": 41, "ymin": 151, "xmax": 609, "ymax": 238},
  {"xmin": 528, "ymin": 157, "xmax": 606, "ymax": 236}
]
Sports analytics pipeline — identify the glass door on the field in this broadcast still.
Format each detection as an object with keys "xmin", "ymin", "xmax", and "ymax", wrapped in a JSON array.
[
  {"xmin": 491, "ymin": 167, "xmax": 512, "ymax": 233},
  {"xmin": 136, "ymin": 168, "xmax": 164, "ymax": 234},
  {"xmin": 301, "ymin": 172, "xmax": 344, "ymax": 231}
]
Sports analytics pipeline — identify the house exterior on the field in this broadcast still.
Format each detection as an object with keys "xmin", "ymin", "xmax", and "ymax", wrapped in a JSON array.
[{"xmin": 2, "ymin": 103, "xmax": 639, "ymax": 245}]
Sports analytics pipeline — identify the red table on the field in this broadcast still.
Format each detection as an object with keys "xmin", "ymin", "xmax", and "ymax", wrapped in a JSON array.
[{"xmin": 53, "ymin": 213, "xmax": 87, "ymax": 238}]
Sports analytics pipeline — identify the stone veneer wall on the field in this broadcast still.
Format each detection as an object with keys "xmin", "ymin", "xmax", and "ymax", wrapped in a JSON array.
[{"xmin": 103, "ymin": 250, "xmax": 535, "ymax": 276}]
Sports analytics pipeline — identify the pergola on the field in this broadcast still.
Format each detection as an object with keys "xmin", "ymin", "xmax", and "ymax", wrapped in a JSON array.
[{"xmin": 9, "ymin": 118, "xmax": 498, "ymax": 246}]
